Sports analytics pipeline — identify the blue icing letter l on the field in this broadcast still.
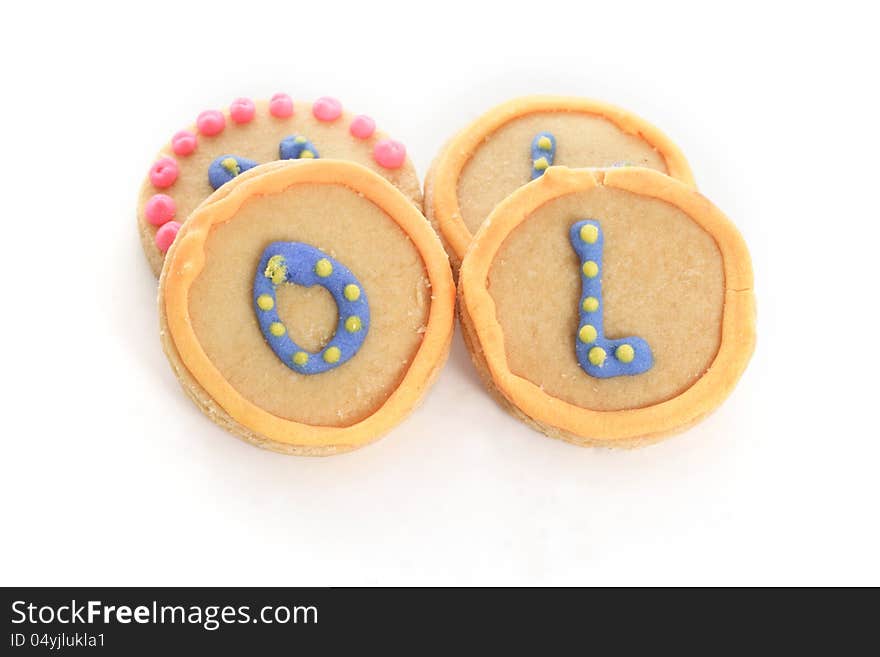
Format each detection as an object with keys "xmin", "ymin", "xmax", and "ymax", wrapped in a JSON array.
[{"xmin": 570, "ymin": 220, "xmax": 653, "ymax": 378}]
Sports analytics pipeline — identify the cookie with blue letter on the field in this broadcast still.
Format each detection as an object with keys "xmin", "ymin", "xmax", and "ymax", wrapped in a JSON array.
[
  {"xmin": 159, "ymin": 160, "xmax": 455, "ymax": 455},
  {"xmin": 458, "ymin": 166, "xmax": 755, "ymax": 447},
  {"xmin": 138, "ymin": 95, "xmax": 420, "ymax": 276},
  {"xmin": 425, "ymin": 95, "xmax": 695, "ymax": 269}
]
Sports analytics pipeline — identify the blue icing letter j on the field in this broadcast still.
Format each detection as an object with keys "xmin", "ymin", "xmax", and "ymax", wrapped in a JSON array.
[
  {"xmin": 569, "ymin": 220, "xmax": 653, "ymax": 378},
  {"xmin": 253, "ymin": 242, "xmax": 369, "ymax": 375}
]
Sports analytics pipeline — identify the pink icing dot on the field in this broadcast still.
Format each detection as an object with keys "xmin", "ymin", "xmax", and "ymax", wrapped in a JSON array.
[
  {"xmin": 349, "ymin": 115, "xmax": 376, "ymax": 139},
  {"xmin": 196, "ymin": 109, "xmax": 226, "ymax": 136},
  {"xmin": 269, "ymin": 93, "xmax": 293, "ymax": 118},
  {"xmin": 155, "ymin": 221, "xmax": 181, "ymax": 253},
  {"xmin": 229, "ymin": 97, "xmax": 256, "ymax": 124},
  {"xmin": 373, "ymin": 139, "xmax": 406, "ymax": 169},
  {"xmin": 171, "ymin": 130, "xmax": 197, "ymax": 156},
  {"xmin": 312, "ymin": 96, "xmax": 342, "ymax": 122},
  {"xmin": 145, "ymin": 194, "xmax": 176, "ymax": 226},
  {"xmin": 149, "ymin": 157, "xmax": 179, "ymax": 188}
]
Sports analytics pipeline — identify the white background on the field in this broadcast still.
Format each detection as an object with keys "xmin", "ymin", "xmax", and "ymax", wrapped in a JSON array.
[{"xmin": 1, "ymin": 0, "xmax": 877, "ymax": 586}]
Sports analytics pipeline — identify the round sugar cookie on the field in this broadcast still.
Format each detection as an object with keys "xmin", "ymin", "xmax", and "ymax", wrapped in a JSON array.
[
  {"xmin": 139, "ymin": 95, "xmax": 420, "ymax": 276},
  {"xmin": 425, "ymin": 95, "xmax": 695, "ymax": 268},
  {"xmin": 458, "ymin": 166, "xmax": 755, "ymax": 448},
  {"xmin": 159, "ymin": 160, "xmax": 455, "ymax": 455}
]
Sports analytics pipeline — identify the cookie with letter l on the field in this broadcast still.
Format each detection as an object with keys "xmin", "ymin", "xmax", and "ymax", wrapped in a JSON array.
[{"xmin": 458, "ymin": 166, "xmax": 754, "ymax": 447}]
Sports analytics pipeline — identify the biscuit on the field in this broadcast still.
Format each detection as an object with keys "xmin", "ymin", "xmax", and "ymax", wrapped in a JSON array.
[
  {"xmin": 138, "ymin": 95, "xmax": 421, "ymax": 276},
  {"xmin": 458, "ymin": 166, "xmax": 754, "ymax": 448},
  {"xmin": 159, "ymin": 160, "xmax": 455, "ymax": 455},
  {"xmin": 424, "ymin": 95, "xmax": 694, "ymax": 269}
]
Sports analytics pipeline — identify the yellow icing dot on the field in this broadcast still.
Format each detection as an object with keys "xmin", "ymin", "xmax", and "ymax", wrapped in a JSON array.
[
  {"xmin": 578, "ymin": 324, "xmax": 597, "ymax": 344},
  {"xmin": 344, "ymin": 284, "xmax": 361, "ymax": 301},
  {"xmin": 582, "ymin": 296, "xmax": 599, "ymax": 312},
  {"xmin": 256, "ymin": 294, "xmax": 274, "ymax": 311},
  {"xmin": 537, "ymin": 136, "xmax": 552, "ymax": 150},
  {"xmin": 294, "ymin": 136, "xmax": 307, "ymax": 144},
  {"xmin": 314, "ymin": 258, "xmax": 333, "ymax": 277},
  {"xmin": 300, "ymin": 150, "xmax": 315, "ymax": 159},
  {"xmin": 293, "ymin": 351, "xmax": 309, "ymax": 366},
  {"xmin": 616, "ymin": 344, "xmax": 635, "ymax": 363},
  {"xmin": 264, "ymin": 255, "xmax": 287, "ymax": 284},
  {"xmin": 579, "ymin": 224, "xmax": 599, "ymax": 244},
  {"xmin": 588, "ymin": 346, "xmax": 607, "ymax": 367},
  {"xmin": 582, "ymin": 261, "xmax": 599, "ymax": 278},
  {"xmin": 533, "ymin": 157, "xmax": 549, "ymax": 171},
  {"xmin": 323, "ymin": 346, "xmax": 341, "ymax": 364},
  {"xmin": 345, "ymin": 316, "xmax": 362, "ymax": 333},
  {"xmin": 269, "ymin": 322, "xmax": 286, "ymax": 337},
  {"xmin": 221, "ymin": 157, "xmax": 240, "ymax": 176}
]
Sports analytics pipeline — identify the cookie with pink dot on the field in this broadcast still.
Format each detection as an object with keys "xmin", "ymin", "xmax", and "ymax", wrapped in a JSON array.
[{"xmin": 137, "ymin": 95, "xmax": 419, "ymax": 276}]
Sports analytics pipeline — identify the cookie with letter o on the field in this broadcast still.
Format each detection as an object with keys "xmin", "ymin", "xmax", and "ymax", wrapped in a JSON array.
[
  {"xmin": 458, "ymin": 166, "xmax": 755, "ymax": 448},
  {"xmin": 425, "ymin": 95, "xmax": 695, "ymax": 268},
  {"xmin": 138, "ymin": 95, "xmax": 420, "ymax": 276},
  {"xmin": 159, "ymin": 160, "xmax": 455, "ymax": 455}
]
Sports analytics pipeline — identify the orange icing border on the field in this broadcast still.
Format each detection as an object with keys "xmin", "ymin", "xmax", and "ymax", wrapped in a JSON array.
[
  {"xmin": 430, "ymin": 95, "xmax": 696, "ymax": 262},
  {"xmin": 459, "ymin": 166, "xmax": 755, "ymax": 443},
  {"xmin": 162, "ymin": 160, "xmax": 455, "ymax": 448}
]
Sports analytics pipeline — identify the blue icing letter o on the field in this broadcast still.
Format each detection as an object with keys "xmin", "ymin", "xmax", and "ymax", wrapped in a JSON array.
[{"xmin": 253, "ymin": 242, "xmax": 369, "ymax": 375}]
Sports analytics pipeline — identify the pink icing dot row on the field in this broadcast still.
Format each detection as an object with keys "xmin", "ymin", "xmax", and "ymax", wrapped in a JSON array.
[
  {"xmin": 309, "ymin": 97, "xmax": 405, "ymax": 168},
  {"xmin": 149, "ymin": 95, "xmax": 405, "ymax": 257},
  {"xmin": 167, "ymin": 96, "xmax": 400, "ymax": 166}
]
